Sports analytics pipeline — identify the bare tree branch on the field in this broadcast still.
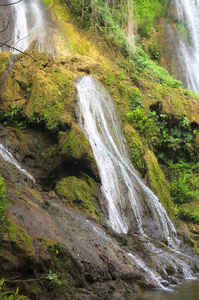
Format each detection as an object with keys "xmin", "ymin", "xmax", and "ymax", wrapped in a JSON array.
[
  {"xmin": 0, "ymin": 40, "xmax": 35, "ymax": 60},
  {"xmin": 0, "ymin": 21, "xmax": 9, "ymax": 33},
  {"xmin": 0, "ymin": 98, "xmax": 24, "ymax": 102},
  {"xmin": 0, "ymin": 0, "xmax": 22, "ymax": 6},
  {"xmin": 13, "ymin": 32, "xmax": 31, "ymax": 47},
  {"xmin": 0, "ymin": 37, "xmax": 12, "ymax": 46}
]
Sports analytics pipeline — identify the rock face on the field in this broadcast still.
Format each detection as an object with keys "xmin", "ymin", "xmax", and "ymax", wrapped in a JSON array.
[{"xmin": 0, "ymin": 132, "xmax": 156, "ymax": 299}]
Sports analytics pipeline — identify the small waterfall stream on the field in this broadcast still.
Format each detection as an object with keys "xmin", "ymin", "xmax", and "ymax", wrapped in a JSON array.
[
  {"xmin": 0, "ymin": 143, "xmax": 35, "ymax": 182},
  {"xmin": 168, "ymin": 0, "xmax": 199, "ymax": 93}
]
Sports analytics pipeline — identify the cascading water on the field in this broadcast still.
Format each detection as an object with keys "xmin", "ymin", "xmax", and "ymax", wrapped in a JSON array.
[
  {"xmin": 0, "ymin": 143, "xmax": 35, "ymax": 182},
  {"xmin": 75, "ymin": 75, "xmax": 177, "ymax": 244},
  {"xmin": 167, "ymin": 0, "xmax": 199, "ymax": 93},
  {"xmin": 0, "ymin": 0, "xmax": 51, "ymax": 53},
  {"xmin": 75, "ymin": 75, "xmax": 198, "ymax": 287}
]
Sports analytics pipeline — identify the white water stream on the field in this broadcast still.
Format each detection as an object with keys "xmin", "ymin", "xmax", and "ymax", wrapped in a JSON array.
[
  {"xmin": 0, "ymin": 143, "xmax": 35, "ymax": 182},
  {"xmin": 168, "ymin": 0, "xmax": 199, "ymax": 93},
  {"xmin": 0, "ymin": 0, "xmax": 49, "ymax": 53}
]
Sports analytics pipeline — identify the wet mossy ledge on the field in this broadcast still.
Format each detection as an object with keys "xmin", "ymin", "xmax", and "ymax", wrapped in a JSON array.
[{"xmin": 55, "ymin": 175, "xmax": 101, "ymax": 221}]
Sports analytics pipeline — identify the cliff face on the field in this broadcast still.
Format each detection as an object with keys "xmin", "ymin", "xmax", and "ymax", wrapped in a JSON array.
[{"xmin": 0, "ymin": 0, "xmax": 199, "ymax": 299}]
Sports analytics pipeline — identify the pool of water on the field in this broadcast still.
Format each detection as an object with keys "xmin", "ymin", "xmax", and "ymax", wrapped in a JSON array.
[{"xmin": 134, "ymin": 279, "xmax": 199, "ymax": 300}]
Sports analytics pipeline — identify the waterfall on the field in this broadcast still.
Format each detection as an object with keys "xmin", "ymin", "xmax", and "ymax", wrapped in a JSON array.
[
  {"xmin": 75, "ymin": 75, "xmax": 198, "ymax": 286},
  {"xmin": 0, "ymin": 0, "xmax": 48, "ymax": 53},
  {"xmin": 0, "ymin": 144, "xmax": 35, "ymax": 182},
  {"xmin": 168, "ymin": 0, "xmax": 199, "ymax": 93},
  {"xmin": 74, "ymin": 75, "xmax": 178, "ymax": 246}
]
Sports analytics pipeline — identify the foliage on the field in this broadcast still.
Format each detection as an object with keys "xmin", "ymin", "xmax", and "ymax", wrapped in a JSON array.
[
  {"xmin": 1, "ymin": 104, "xmax": 65, "ymax": 137},
  {"xmin": 149, "ymin": 38, "xmax": 161, "ymax": 60},
  {"xmin": 150, "ymin": 112, "xmax": 198, "ymax": 163},
  {"xmin": 126, "ymin": 107, "xmax": 159, "ymax": 150},
  {"xmin": 170, "ymin": 172, "xmax": 199, "ymax": 204},
  {"xmin": 134, "ymin": 0, "xmax": 169, "ymax": 36},
  {"xmin": 27, "ymin": 111, "xmax": 63, "ymax": 134},
  {"xmin": 175, "ymin": 207, "xmax": 199, "ymax": 224},
  {"xmin": 2, "ymin": 105, "xmax": 26, "ymax": 129},
  {"xmin": 0, "ymin": 278, "xmax": 26, "ymax": 300},
  {"xmin": 47, "ymin": 270, "xmax": 61, "ymax": 284},
  {"xmin": 127, "ymin": 107, "xmax": 156, "ymax": 139},
  {"xmin": 0, "ymin": 175, "xmax": 8, "ymax": 228},
  {"xmin": 133, "ymin": 47, "xmax": 182, "ymax": 88},
  {"xmin": 46, "ymin": 244, "xmax": 74, "ymax": 297},
  {"xmin": 169, "ymin": 162, "xmax": 199, "ymax": 204},
  {"xmin": 128, "ymin": 87, "xmax": 143, "ymax": 110}
]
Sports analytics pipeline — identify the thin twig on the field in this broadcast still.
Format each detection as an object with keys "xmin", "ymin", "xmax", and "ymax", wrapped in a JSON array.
[
  {"xmin": 0, "ymin": 98, "xmax": 24, "ymax": 102},
  {"xmin": 0, "ymin": 21, "xmax": 9, "ymax": 33},
  {"xmin": 13, "ymin": 33, "xmax": 31, "ymax": 47},
  {"xmin": 4, "ymin": 277, "xmax": 48, "ymax": 283},
  {"xmin": 0, "ymin": 41, "xmax": 35, "ymax": 60},
  {"xmin": 0, "ymin": 0, "xmax": 22, "ymax": 6}
]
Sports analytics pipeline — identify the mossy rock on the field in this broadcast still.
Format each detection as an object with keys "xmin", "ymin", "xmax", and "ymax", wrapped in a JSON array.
[
  {"xmin": 60, "ymin": 123, "xmax": 91, "ymax": 159},
  {"xmin": 0, "ymin": 51, "xmax": 11, "ymax": 75},
  {"xmin": 124, "ymin": 123, "xmax": 146, "ymax": 177},
  {"xmin": 55, "ymin": 175, "xmax": 101, "ymax": 221},
  {"xmin": 144, "ymin": 148, "xmax": 175, "ymax": 219},
  {"xmin": 59, "ymin": 122, "xmax": 99, "ymax": 176},
  {"xmin": 1, "ymin": 51, "xmax": 75, "ymax": 132}
]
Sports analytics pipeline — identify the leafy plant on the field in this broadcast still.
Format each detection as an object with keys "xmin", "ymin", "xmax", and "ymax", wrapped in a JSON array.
[
  {"xmin": 170, "ymin": 172, "xmax": 199, "ymax": 204},
  {"xmin": 47, "ymin": 270, "xmax": 61, "ymax": 285},
  {"xmin": 134, "ymin": 47, "xmax": 182, "ymax": 88},
  {"xmin": 2, "ymin": 105, "xmax": 26, "ymax": 129},
  {"xmin": 175, "ymin": 207, "xmax": 199, "ymax": 224},
  {"xmin": 0, "ymin": 278, "xmax": 26, "ymax": 300},
  {"xmin": 134, "ymin": 0, "xmax": 169, "ymax": 36},
  {"xmin": 150, "ymin": 112, "xmax": 198, "ymax": 163}
]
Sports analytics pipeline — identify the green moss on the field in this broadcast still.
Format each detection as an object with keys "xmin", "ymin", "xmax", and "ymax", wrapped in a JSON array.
[
  {"xmin": 144, "ymin": 148, "xmax": 175, "ymax": 219},
  {"xmin": 55, "ymin": 175, "xmax": 101, "ymax": 221},
  {"xmin": 0, "ymin": 51, "xmax": 11, "ymax": 75},
  {"xmin": 5, "ymin": 221, "xmax": 34, "ymax": 254},
  {"xmin": 134, "ymin": 0, "xmax": 169, "ymax": 36},
  {"xmin": 124, "ymin": 124, "xmax": 146, "ymax": 176},
  {"xmin": 42, "ymin": 0, "xmax": 51, "ymax": 4},
  {"xmin": 60, "ymin": 123, "xmax": 92, "ymax": 160},
  {"xmin": 45, "ymin": 242, "xmax": 77, "ymax": 298}
]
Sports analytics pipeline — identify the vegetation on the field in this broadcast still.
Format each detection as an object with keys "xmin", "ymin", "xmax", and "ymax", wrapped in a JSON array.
[
  {"xmin": 0, "ymin": 175, "xmax": 8, "ymax": 231},
  {"xmin": 45, "ymin": 244, "xmax": 74, "ymax": 298},
  {"xmin": 56, "ymin": 175, "xmax": 101, "ymax": 221},
  {"xmin": 134, "ymin": 0, "xmax": 169, "ymax": 36},
  {"xmin": 0, "ymin": 278, "xmax": 25, "ymax": 300}
]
